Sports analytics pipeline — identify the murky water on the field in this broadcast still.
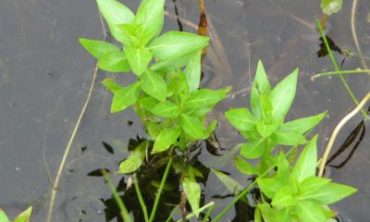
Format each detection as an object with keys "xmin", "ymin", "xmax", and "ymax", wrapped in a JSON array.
[{"xmin": 0, "ymin": 0, "xmax": 369, "ymax": 221}]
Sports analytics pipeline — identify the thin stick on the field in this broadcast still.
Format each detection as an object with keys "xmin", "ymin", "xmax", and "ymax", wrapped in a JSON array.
[
  {"xmin": 351, "ymin": 0, "xmax": 370, "ymax": 76},
  {"xmin": 148, "ymin": 157, "xmax": 174, "ymax": 222},
  {"xmin": 311, "ymin": 69, "xmax": 370, "ymax": 80},
  {"xmin": 318, "ymin": 93, "xmax": 370, "ymax": 177},
  {"xmin": 46, "ymin": 14, "xmax": 105, "ymax": 222},
  {"xmin": 134, "ymin": 176, "xmax": 149, "ymax": 222}
]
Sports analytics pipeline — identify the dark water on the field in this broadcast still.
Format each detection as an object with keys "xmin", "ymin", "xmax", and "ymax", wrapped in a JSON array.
[{"xmin": 0, "ymin": 0, "xmax": 369, "ymax": 221}]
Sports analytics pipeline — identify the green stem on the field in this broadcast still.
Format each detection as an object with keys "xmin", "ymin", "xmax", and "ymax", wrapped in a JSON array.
[
  {"xmin": 174, "ymin": 202, "xmax": 215, "ymax": 222},
  {"xmin": 102, "ymin": 172, "xmax": 132, "ymax": 222},
  {"xmin": 312, "ymin": 69, "xmax": 370, "ymax": 80},
  {"xmin": 211, "ymin": 165, "xmax": 276, "ymax": 222},
  {"xmin": 134, "ymin": 176, "xmax": 149, "ymax": 222},
  {"xmin": 315, "ymin": 18, "xmax": 368, "ymax": 118},
  {"xmin": 148, "ymin": 157, "xmax": 174, "ymax": 222},
  {"xmin": 201, "ymin": 202, "xmax": 215, "ymax": 222}
]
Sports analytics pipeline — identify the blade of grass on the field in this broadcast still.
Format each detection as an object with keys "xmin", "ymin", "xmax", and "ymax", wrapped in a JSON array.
[
  {"xmin": 102, "ymin": 171, "xmax": 132, "ymax": 222},
  {"xmin": 201, "ymin": 202, "xmax": 215, "ymax": 222},
  {"xmin": 148, "ymin": 157, "xmax": 174, "ymax": 222},
  {"xmin": 315, "ymin": 18, "xmax": 368, "ymax": 118},
  {"xmin": 134, "ymin": 176, "xmax": 149, "ymax": 222},
  {"xmin": 311, "ymin": 69, "xmax": 370, "ymax": 80},
  {"xmin": 175, "ymin": 202, "xmax": 215, "ymax": 222}
]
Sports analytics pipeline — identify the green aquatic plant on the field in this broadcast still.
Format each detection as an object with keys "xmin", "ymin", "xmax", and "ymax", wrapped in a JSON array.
[
  {"xmin": 320, "ymin": 0, "xmax": 342, "ymax": 16},
  {"xmin": 0, "ymin": 207, "xmax": 32, "ymax": 222},
  {"xmin": 214, "ymin": 61, "xmax": 357, "ymax": 222},
  {"xmin": 79, "ymin": 0, "xmax": 229, "ymax": 218}
]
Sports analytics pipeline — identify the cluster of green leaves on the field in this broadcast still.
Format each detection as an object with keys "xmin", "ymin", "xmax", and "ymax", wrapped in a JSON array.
[
  {"xmin": 0, "ymin": 207, "xmax": 32, "ymax": 222},
  {"xmin": 320, "ymin": 0, "xmax": 342, "ymax": 16},
  {"xmin": 79, "ymin": 0, "xmax": 229, "ymax": 217},
  {"xmin": 221, "ymin": 61, "xmax": 356, "ymax": 222}
]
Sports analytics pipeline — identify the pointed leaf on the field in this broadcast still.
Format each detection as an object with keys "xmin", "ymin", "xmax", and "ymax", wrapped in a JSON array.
[
  {"xmin": 273, "ymin": 130, "xmax": 306, "ymax": 146},
  {"xmin": 119, "ymin": 142, "xmax": 147, "ymax": 174},
  {"xmin": 279, "ymin": 112, "xmax": 326, "ymax": 135},
  {"xmin": 96, "ymin": 0, "xmax": 135, "ymax": 44},
  {"xmin": 257, "ymin": 177, "xmax": 284, "ymax": 199},
  {"xmin": 212, "ymin": 169, "xmax": 243, "ymax": 193},
  {"xmin": 98, "ymin": 51, "xmax": 131, "ymax": 73},
  {"xmin": 182, "ymin": 177, "xmax": 201, "ymax": 217},
  {"xmin": 79, "ymin": 38, "xmax": 120, "ymax": 59},
  {"xmin": 234, "ymin": 155, "xmax": 258, "ymax": 175},
  {"xmin": 251, "ymin": 60, "xmax": 271, "ymax": 116},
  {"xmin": 301, "ymin": 182, "xmax": 356, "ymax": 205},
  {"xmin": 292, "ymin": 136, "xmax": 318, "ymax": 182},
  {"xmin": 240, "ymin": 139, "xmax": 265, "ymax": 159},
  {"xmin": 151, "ymin": 50, "xmax": 199, "ymax": 72},
  {"xmin": 13, "ymin": 207, "xmax": 32, "ymax": 222},
  {"xmin": 135, "ymin": 0, "xmax": 165, "ymax": 44},
  {"xmin": 271, "ymin": 186, "xmax": 297, "ymax": 207},
  {"xmin": 152, "ymin": 127, "xmax": 181, "ymax": 153},
  {"xmin": 225, "ymin": 108, "xmax": 257, "ymax": 132},
  {"xmin": 110, "ymin": 83, "xmax": 140, "ymax": 113},
  {"xmin": 101, "ymin": 78, "xmax": 123, "ymax": 93},
  {"xmin": 181, "ymin": 114, "xmax": 207, "ymax": 139},
  {"xmin": 270, "ymin": 68, "xmax": 298, "ymax": 119},
  {"xmin": 184, "ymin": 51, "xmax": 202, "ymax": 92},
  {"xmin": 149, "ymin": 31, "xmax": 209, "ymax": 60},
  {"xmin": 141, "ymin": 70, "xmax": 167, "ymax": 102},
  {"xmin": 150, "ymin": 101, "xmax": 181, "ymax": 118},
  {"xmin": 295, "ymin": 201, "xmax": 327, "ymax": 222},
  {"xmin": 125, "ymin": 46, "xmax": 152, "ymax": 76},
  {"xmin": 298, "ymin": 176, "xmax": 331, "ymax": 197},
  {"xmin": 0, "ymin": 209, "xmax": 10, "ymax": 222}
]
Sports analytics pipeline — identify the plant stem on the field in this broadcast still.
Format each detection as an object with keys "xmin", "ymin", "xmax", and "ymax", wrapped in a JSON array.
[
  {"xmin": 148, "ymin": 157, "xmax": 174, "ymax": 222},
  {"xmin": 315, "ymin": 18, "xmax": 368, "ymax": 118},
  {"xmin": 103, "ymin": 172, "xmax": 132, "ymax": 222},
  {"xmin": 311, "ymin": 69, "xmax": 370, "ymax": 80},
  {"xmin": 134, "ymin": 176, "xmax": 149, "ymax": 222},
  {"xmin": 201, "ymin": 202, "xmax": 215, "ymax": 222},
  {"xmin": 211, "ymin": 165, "xmax": 276, "ymax": 222},
  {"xmin": 175, "ymin": 202, "xmax": 215, "ymax": 222},
  {"xmin": 318, "ymin": 93, "xmax": 370, "ymax": 177}
]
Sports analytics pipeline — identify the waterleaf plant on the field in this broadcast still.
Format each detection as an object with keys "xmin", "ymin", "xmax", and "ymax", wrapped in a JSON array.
[
  {"xmin": 80, "ymin": 0, "xmax": 230, "ymax": 217},
  {"xmin": 219, "ymin": 61, "xmax": 356, "ymax": 221},
  {"xmin": 0, "ymin": 207, "xmax": 32, "ymax": 222}
]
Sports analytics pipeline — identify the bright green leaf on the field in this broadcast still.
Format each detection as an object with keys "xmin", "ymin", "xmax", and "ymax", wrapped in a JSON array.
[
  {"xmin": 279, "ymin": 112, "xmax": 326, "ymax": 135},
  {"xmin": 184, "ymin": 87, "xmax": 230, "ymax": 115},
  {"xmin": 270, "ymin": 68, "xmax": 298, "ymax": 119},
  {"xmin": 101, "ymin": 78, "xmax": 123, "ymax": 93},
  {"xmin": 184, "ymin": 51, "xmax": 202, "ymax": 92},
  {"xmin": 234, "ymin": 155, "xmax": 258, "ymax": 175},
  {"xmin": 182, "ymin": 177, "xmax": 201, "ymax": 217},
  {"xmin": 225, "ymin": 108, "xmax": 257, "ymax": 132},
  {"xmin": 251, "ymin": 60, "xmax": 271, "ymax": 116},
  {"xmin": 135, "ymin": 0, "xmax": 165, "ymax": 45},
  {"xmin": 96, "ymin": 0, "xmax": 135, "ymax": 45},
  {"xmin": 13, "ymin": 207, "xmax": 32, "ymax": 222},
  {"xmin": 292, "ymin": 136, "xmax": 318, "ymax": 182},
  {"xmin": 181, "ymin": 114, "xmax": 207, "ymax": 139},
  {"xmin": 0, "ymin": 209, "xmax": 10, "ymax": 222},
  {"xmin": 152, "ymin": 127, "xmax": 181, "ymax": 153},
  {"xmin": 79, "ymin": 38, "xmax": 120, "ymax": 59},
  {"xmin": 258, "ymin": 204, "xmax": 278, "ymax": 222},
  {"xmin": 302, "ymin": 182, "xmax": 357, "ymax": 205},
  {"xmin": 150, "ymin": 101, "xmax": 181, "ymax": 118},
  {"xmin": 212, "ymin": 169, "xmax": 243, "ymax": 194},
  {"xmin": 295, "ymin": 201, "xmax": 327, "ymax": 222},
  {"xmin": 141, "ymin": 70, "xmax": 167, "ymax": 102},
  {"xmin": 125, "ymin": 46, "xmax": 152, "ymax": 76},
  {"xmin": 256, "ymin": 120, "xmax": 281, "ymax": 138},
  {"xmin": 110, "ymin": 83, "xmax": 140, "ymax": 113},
  {"xmin": 298, "ymin": 176, "xmax": 331, "ymax": 198},
  {"xmin": 98, "ymin": 51, "xmax": 131, "ymax": 73},
  {"xmin": 146, "ymin": 121, "xmax": 161, "ymax": 138},
  {"xmin": 149, "ymin": 31, "xmax": 209, "ymax": 60},
  {"xmin": 151, "ymin": 50, "xmax": 199, "ymax": 72},
  {"xmin": 257, "ymin": 177, "xmax": 284, "ymax": 199},
  {"xmin": 271, "ymin": 186, "xmax": 297, "ymax": 207},
  {"xmin": 240, "ymin": 140, "xmax": 265, "ymax": 159},
  {"xmin": 320, "ymin": 0, "xmax": 343, "ymax": 16},
  {"xmin": 119, "ymin": 141, "xmax": 147, "ymax": 174},
  {"xmin": 273, "ymin": 130, "xmax": 306, "ymax": 146}
]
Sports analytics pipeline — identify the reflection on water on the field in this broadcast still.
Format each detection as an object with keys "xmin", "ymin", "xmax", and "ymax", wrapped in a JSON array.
[{"xmin": 0, "ymin": 0, "xmax": 369, "ymax": 221}]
